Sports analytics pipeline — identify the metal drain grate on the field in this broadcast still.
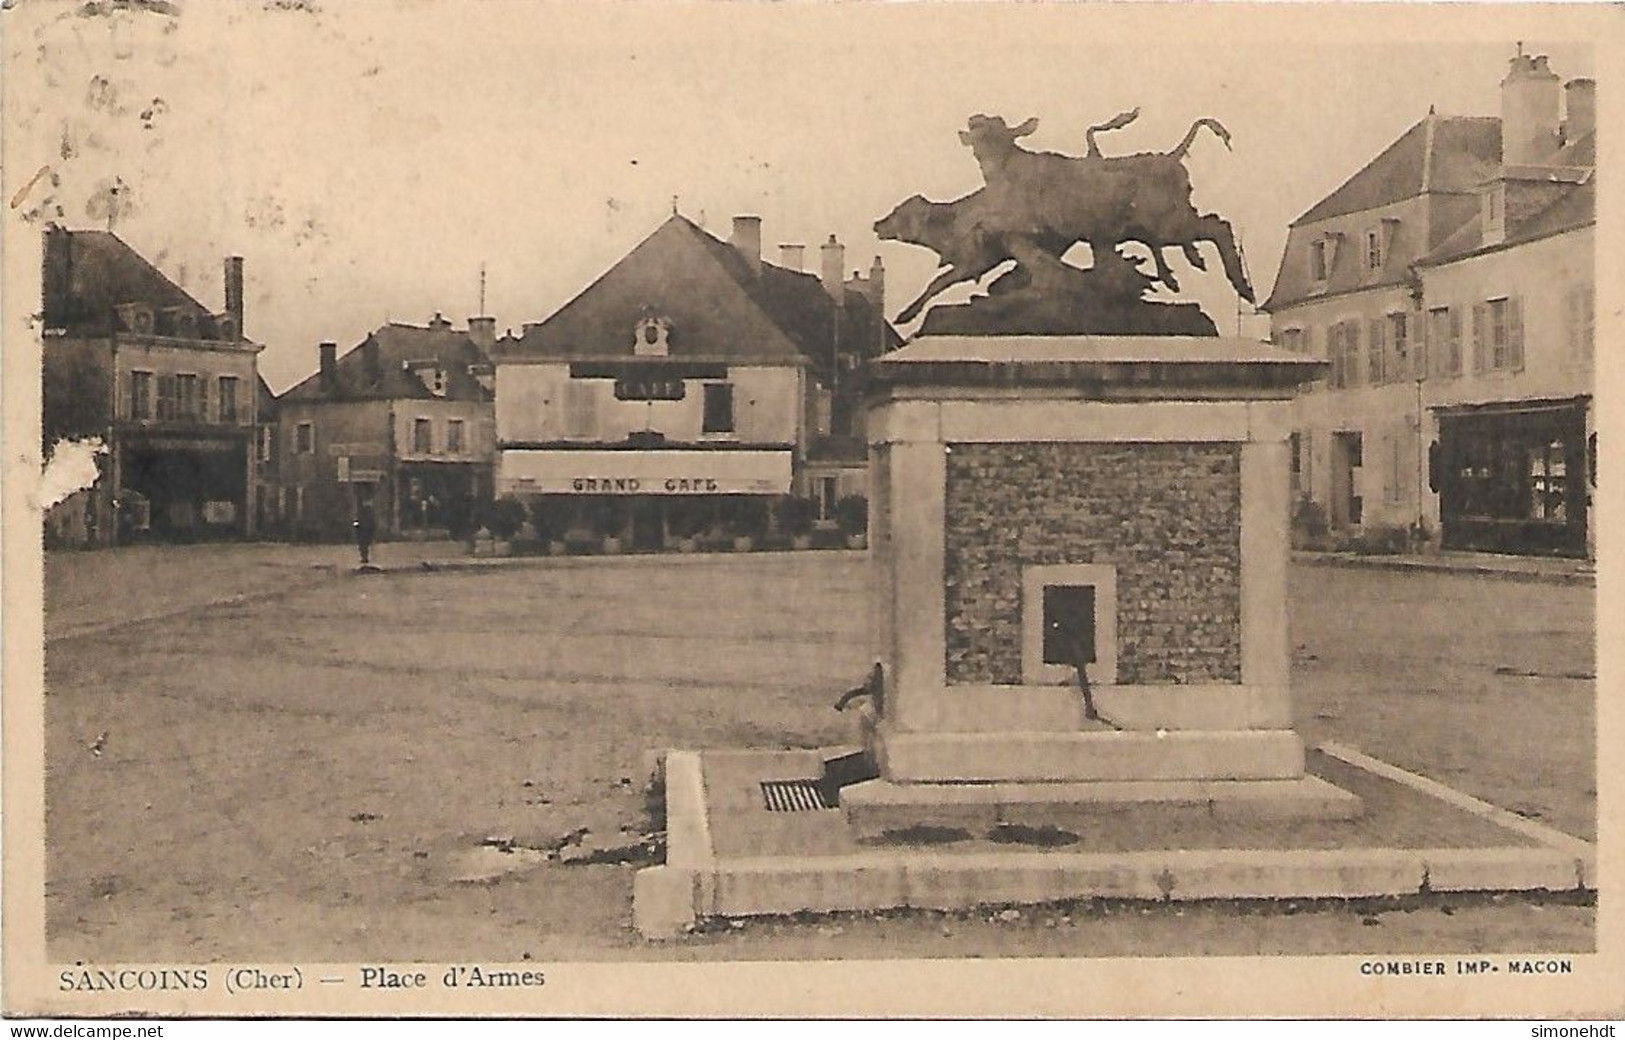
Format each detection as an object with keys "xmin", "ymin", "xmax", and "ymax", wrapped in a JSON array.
[{"xmin": 761, "ymin": 779, "xmax": 836, "ymax": 812}]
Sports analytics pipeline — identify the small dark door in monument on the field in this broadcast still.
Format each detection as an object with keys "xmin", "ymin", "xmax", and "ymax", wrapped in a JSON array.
[{"xmin": 1042, "ymin": 584, "xmax": 1096, "ymax": 667}]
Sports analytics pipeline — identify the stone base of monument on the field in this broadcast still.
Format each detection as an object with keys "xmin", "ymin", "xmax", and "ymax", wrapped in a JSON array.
[{"xmin": 630, "ymin": 744, "xmax": 1596, "ymax": 938}]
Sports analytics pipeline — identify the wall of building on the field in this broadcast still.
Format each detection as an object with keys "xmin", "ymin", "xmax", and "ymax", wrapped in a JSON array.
[
  {"xmin": 276, "ymin": 398, "xmax": 393, "ymax": 539},
  {"xmin": 391, "ymin": 398, "xmax": 496, "ymax": 464},
  {"xmin": 112, "ymin": 336, "xmax": 260, "ymax": 427},
  {"xmin": 941, "ymin": 441, "xmax": 1243, "ymax": 686},
  {"xmin": 495, "ymin": 362, "xmax": 802, "ymax": 446}
]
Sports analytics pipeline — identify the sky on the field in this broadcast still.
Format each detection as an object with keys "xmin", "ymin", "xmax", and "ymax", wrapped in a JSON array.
[{"xmin": 2, "ymin": 1, "xmax": 1602, "ymax": 392}]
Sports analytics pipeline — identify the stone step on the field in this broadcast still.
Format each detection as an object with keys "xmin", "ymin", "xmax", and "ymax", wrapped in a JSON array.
[
  {"xmin": 874, "ymin": 728, "xmax": 1306, "ymax": 783},
  {"xmin": 841, "ymin": 775, "xmax": 1363, "ymax": 842}
]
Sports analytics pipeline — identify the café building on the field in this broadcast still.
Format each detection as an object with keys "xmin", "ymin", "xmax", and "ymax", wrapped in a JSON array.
[{"xmin": 492, "ymin": 213, "xmax": 898, "ymax": 548}]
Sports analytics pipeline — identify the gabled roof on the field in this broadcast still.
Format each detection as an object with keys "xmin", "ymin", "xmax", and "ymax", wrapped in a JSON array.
[
  {"xmin": 1292, "ymin": 116, "xmax": 1502, "ymax": 227},
  {"xmin": 496, "ymin": 215, "xmax": 899, "ymax": 377},
  {"xmin": 280, "ymin": 322, "xmax": 493, "ymax": 403},
  {"xmin": 42, "ymin": 227, "xmax": 232, "ymax": 339}
]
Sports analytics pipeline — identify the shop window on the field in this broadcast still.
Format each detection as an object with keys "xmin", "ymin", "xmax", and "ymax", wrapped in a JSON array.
[
  {"xmin": 413, "ymin": 417, "xmax": 433, "ymax": 454},
  {"xmin": 130, "ymin": 370, "xmax": 153, "ymax": 421},
  {"xmin": 1528, "ymin": 441, "xmax": 1567, "ymax": 523},
  {"xmin": 1021, "ymin": 564, "xmax": 1117, "ymax": 686},
  {"xmin": 703, "ymin": 383, "xmax": 735, "ymax": 434}
]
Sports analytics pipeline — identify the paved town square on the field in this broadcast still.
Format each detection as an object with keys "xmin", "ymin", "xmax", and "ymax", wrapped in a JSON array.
[{"xmin": 44, "ymin": 548, "xmax": 1594, "ymax": 961}]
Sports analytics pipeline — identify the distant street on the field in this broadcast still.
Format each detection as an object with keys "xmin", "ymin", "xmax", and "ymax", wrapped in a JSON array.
[{"xmin": 41, "ymin": 548, "xmax": 1595, "ymax": 961}]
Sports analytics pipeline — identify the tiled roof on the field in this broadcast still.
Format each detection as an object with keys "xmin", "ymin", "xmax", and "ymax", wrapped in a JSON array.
[
  {"xmin": 280, "ymin": 322, "xmax": 493, "ymax": 403},
  {"xmin": 495, "ymin": 215, "xmax": 898, "ymax": 378},
  {"xmin": 42, "ymin": 227, "xmax": 230, "ymax": 339},
  {"xmin": 1292, "ymin": 116, "xmax": 1502, "ymax": 227}
]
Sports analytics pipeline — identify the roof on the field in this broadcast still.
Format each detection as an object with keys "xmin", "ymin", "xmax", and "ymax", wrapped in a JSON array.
[
  {"xmin": 42, "ymin": 227, "xmax": 233, "ymax": 339},
  {"xmin": 280, "ymin": 322, "xmax": 493, "ymax": 403},
  {"xmin": 1419, "ymin": 179, "xmax": 1595, "ymax": 267},
  {"xmin": 495, "ymin": 215, "xmax": 899, "ymax": 378},
  {"xmin": 1292, "ymin": 116, "xmax": 1502, "ymax": 227}
]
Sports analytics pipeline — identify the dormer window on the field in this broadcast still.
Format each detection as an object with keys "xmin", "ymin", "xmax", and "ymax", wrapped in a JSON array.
[
  {"xmin": 1310, "ymin": 240, "xmax": 1330, "ymax": 282},
  {"xmin": 406, "ymin": 361, "xmax": 449, "ymax": 397},
  {"xmin": 1482, "ymin": 184, "xmax": 1507, "ymax": 246},
  {"xmin": 1365, "ymin": 228, "xmax": 1384, "ymax": 272},
  {"xmin": 633, "ymin": 316, "xmax": 671, "ymax": 357},
  {"xmin": 116, "ymin": 302, "xmax": 155, "ymax": 335}
]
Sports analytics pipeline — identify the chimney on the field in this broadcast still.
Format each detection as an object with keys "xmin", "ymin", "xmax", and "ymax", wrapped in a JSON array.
[
  {"xmin": 779, "ymin": 243, "xmax": 805, "ymax": 272},
  {"xmin": 820, "ymin": 234, "xmax": 845, "ymax": 302},
  {"xmin": 224, "ymin": 256, "xmax": 245, "ymax": 339},
  {"xmin": 1564, "ymin": 78, "xmax": 1596, "ymax": 145},
  {"xmin": 318, "ymin": 341, "xmax": 337, "ymax": 392},
  {"xmin": 429, "ymin": 311, "xmax": 452, "ymax": 331},
  {"xmin": 1501, "ymin": 50, "xmax": 1562, "ymax": 165},
  {"xmin": 869, "ymin": 255, "xmax": 885, "ymax": 316},
  {"xmin": 730, "ymin": 215, "xmax": 762, "ymax": 273},
  {"xmin": 467, "ymin": 316, "xmax": 496, "ymax": 353}
]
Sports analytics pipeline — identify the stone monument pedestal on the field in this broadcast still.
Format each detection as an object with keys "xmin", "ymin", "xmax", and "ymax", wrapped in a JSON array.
[{"xmin": 846, "ymin": 334, "xmax": 1361, "ymax": 840}]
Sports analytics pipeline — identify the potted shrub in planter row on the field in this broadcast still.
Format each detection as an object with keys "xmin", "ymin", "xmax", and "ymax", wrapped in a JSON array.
[
  {"xmin": 729, "ymin": 498, "xmax": 767, "ymax": 553},
  {"xmin": 666, "ymin": 499, "xmax": 702, "ymax": 553},
  {"xmin": 836, "ymin": 494, "xmax": 868, "ymax": 550},
  {"xmin": 780, "ymin": 495, "xmax": 818, "ymax": 550},
  {"xmin": 482, "ymin": 495, "xmax": 527, "ymax": 556},
  {"xmin": 529, "ymin": 498, "xmax": 569, "ymax": 556},
  {"xmin": 592, "ymin": 501, "xmax": 625, "ymax": 555}
]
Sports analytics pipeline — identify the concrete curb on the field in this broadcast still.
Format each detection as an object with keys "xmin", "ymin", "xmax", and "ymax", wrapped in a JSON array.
[
  {"xmin": 1293, "ymin": 552, "xmax": 1594, "ymax": 587},
  {"xmin": 633, "ymin": 751, "xmax": 713, "ymax": 939}
]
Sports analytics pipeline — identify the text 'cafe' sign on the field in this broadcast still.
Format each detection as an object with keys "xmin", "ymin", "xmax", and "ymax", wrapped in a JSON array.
[{"xmin": 500, "ymin": 449, "xmax": 792, "ymax": 496}]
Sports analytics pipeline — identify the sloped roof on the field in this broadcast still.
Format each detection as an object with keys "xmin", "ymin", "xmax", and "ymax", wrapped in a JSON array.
[
  {"xmin": 42, "ymin": 227, "xmax": 230, "ymax": 339},
  {"xmin": 1292, "ymin": 116, "xmax": 1502, "ymax": 226},
  {"xmin": 1420, "ymin": 179, "xmax": 1596, "ymax": 267},
  {"xmin": 496, "ymin": 215, "xmax": 899, "ymax": 377},
  {"xmin": 280, "ymin": 322, "xmax": 493, "ymax": 403}
]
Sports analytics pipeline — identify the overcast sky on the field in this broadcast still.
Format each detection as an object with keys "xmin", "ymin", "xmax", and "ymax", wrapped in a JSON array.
[{"xmin": 3, "ymin": 2, "xmax": 1599, "ymax": 391}]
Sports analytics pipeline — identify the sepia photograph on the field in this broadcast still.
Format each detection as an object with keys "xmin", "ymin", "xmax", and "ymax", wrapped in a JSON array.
[{"xmin": 1, "ymin": 0, "xmax": 1617, "ymax": 1020}]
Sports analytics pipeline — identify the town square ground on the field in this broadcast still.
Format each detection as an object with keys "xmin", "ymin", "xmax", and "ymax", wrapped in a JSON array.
[{"xmin": 42, "ymin": 545, "xmax": 1595, "ymax": 961}]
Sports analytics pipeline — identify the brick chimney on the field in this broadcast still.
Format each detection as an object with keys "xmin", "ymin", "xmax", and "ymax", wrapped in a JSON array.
[
  {"xmin": 224, "ymin": 256, "xmax": 245, "ymax": 339},
  {"xmin": 467, "ymin": 316, "xmax": 496, "ymax": 353},
  {"xmin": 1564, "ymin": 78, "xmax": 1596, "ymax": 145},
  {"xmin": 820, "ymin": 234, "xmax": 845, "ymax": 302},
  {"xmin": 868, "ymin": 255, "xmax": 885, "ymax": 316},
  {"xmin": 779, "ymin": 243, "xmax": 805, "ymax": 272},
  {"xmin": 319, "ymin": 341, "xmax": 338, "ymax": 393},
  {"xmin": 428, "ymin": 312, "xmax": 452, "ymax": 331},
  {"xmin": 1501, "ymin": 50, "xmax": 1562, "ymax": 165},
  {"xmin": 730, "ymin": 215, "xmax": 762, "ymax": 273}
]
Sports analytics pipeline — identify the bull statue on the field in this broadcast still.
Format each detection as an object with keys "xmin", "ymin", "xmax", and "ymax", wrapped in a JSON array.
[{"xmin": 876, "ymin": 109, "xmax": 1254, "ymax": 335}]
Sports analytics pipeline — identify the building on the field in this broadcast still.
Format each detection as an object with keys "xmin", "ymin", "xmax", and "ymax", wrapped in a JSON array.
[
  {"xmin": 491, "ymin": 213, "xmax": 899, "ymax": 549},
  {"xmin": 1264, "ymin": 50, "xmax": 1595, "ymax": 557},
  {"xmin": 41, "ymin": 227, "xmax": 264, "ymax": 546},
  {"xmin": 274, "ymin": 315, "xmax": 496, "ymax": 541}
]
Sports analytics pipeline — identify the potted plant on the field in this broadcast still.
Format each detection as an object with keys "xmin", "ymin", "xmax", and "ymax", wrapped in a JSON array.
[
  {"xmin": 728, "ymin": 498, "xmax": 767, "ymax": 553},
  {"xmin": 836, "ymin": 494, "xmax": 868, "ymax": 549},
  {"xmin": 779, "ymin": 495, "xmax": 817, "ymax": 550},
  {"xmin": 666, "ymin": 499, "xmax": 702, "ymax": 553},
  {"xmin": 529, "ymin": 498, "xmax": 568, "ymax": 555},
  {"xmin": 482, "ymin": 495, "xmax": 526, "ymax": 555},
  {"xmin": 593, "ymin": 500, "xmax": 624, "ymax": 554}
]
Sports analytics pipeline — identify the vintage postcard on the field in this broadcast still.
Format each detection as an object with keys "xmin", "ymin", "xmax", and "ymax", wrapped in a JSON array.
[{"xmin": 2, "ymin": 0, "xmax": 1620, "ymax": 1020}]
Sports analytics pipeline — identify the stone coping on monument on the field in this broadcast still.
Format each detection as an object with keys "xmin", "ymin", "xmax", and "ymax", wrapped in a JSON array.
[{"xmin": 868, "ymin": 335, "xmax": 1325, "ymax": 393}]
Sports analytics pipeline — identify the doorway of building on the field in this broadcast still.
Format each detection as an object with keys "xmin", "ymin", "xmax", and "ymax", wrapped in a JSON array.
[
  {"xmin": 1330, "ymin": 431, "xmax": 1363, "ymax": 529},
  {"xmin": 629, "ymin": 498, "xmax": 664, "ymax": 551}
]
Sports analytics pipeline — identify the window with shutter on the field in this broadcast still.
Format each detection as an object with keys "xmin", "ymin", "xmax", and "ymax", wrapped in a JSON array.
[
  {"xmin": 1472, "ymin": 304, "xmax": 1487, "ymax": 373},
  {"xmin": 1368, "ymin": 319, "xmax": 1386, "ymax": 384},
  {"xmin": 1345, "ymin": 322, "xmax": 1363, "ymax": 388},
  {"xmin": 1449, "ymin": 309, "xmax": 1463, "ymax": 375},
  {"xmin": 563, "ymin": 381, "xmax": 596, "ymax": 438},
  {"xmin": 1327, "ymin": 324, "xmax": 1343, "ymax": 388},
  {"xmin": 130, "ymin": 371, "xmax": 153, "ymax": 420},
  {"xmin": 1389, "ymin": 313, "xmax": 1408, "ymax": 380},
  {"xmin": 1506, "ymin": 297, "xmax": 1524, "ymax": 371}
]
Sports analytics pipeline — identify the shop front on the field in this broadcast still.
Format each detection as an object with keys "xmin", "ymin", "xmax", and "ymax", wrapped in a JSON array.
[
  {"xmin": 498, "ymin": 448, "xmax": 793, "ymax": 549},
  {"xmin": 117, "ymin": 430, "xmax": 251, "ymax": 543},
  {"xmin": 1434, "ymin": 397, "xmax": 1591, "ymax": 557}
]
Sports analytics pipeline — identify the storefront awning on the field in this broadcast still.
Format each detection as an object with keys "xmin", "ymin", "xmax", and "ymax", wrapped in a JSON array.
[{"xmin": 498, "ymin": 449, "xmax": 793, "ymax": 495}]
